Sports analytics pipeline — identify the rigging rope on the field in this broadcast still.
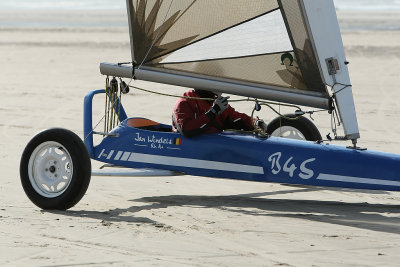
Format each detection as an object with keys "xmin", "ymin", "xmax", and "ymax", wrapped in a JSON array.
[
  {"xmin": 83, "ymin": 77, "xmax": 133, "ymax": 142},
  {"xmin": 88, "ymin": 77, "xmax": 338, "ymax": 141},
  {"xmin": 104, "ymin": 77, "xmax": 120, "ymax": 133},
  {"xmin": 326, "ymin": 82, "xmax": 352, "ymax": 96},
  {"xmin": 104, "ymin": 76, "xmax": 110, "ymax": 133},
  {"xmin": 126, "ymin": 83, "xmax": 309, "ymax": 121}
]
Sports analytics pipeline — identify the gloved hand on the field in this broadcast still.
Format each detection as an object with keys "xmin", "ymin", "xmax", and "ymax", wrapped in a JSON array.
[
  {"xmin": 255, "ymin": 117, "xmax": 268, "ymax": 131},
  {"xmin": 211, "ymin": 96, "xmax": 229, "ymax": 115}
]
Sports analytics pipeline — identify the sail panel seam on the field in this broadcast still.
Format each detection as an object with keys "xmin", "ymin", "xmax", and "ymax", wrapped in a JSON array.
[
  {"xmin": 145, "ymin": 7, "xmax": 281, "ymax": 63},
  {"xmin": 148, "ymin": 50, "xmax": 295, "ymax": 65}
]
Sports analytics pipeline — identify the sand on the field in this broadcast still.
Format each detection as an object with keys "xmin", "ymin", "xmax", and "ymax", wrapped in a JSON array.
[{"xmin": 1, "ymin": 9, "xmax": 400, "ymax": 267}]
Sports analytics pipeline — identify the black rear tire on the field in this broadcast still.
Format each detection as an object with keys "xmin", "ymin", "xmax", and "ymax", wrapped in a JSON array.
[
  {"xmin": 266, "ymin": 115, "xmax": 322, "ymax": 141},
  {"xmin": 20, "ymin": 128, "xmax": 91, "ymax": 210}
]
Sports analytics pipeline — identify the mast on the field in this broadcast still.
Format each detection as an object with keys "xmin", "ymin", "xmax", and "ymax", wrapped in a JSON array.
[{"xmin": 301, "ymin": 0, "xmax": 359, "ymax": 140}]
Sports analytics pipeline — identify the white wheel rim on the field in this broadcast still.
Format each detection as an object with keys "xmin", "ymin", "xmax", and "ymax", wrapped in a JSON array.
[
  {"xmin": 271, "ymin": 126, "xmax": 306, "ymax": 140},
  {"xmin": 28, "ymin": 141, "xmax": 74, "ymax": 198}
]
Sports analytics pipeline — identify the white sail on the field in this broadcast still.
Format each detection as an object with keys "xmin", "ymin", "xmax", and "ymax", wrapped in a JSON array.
[{"xmin": 160, "ymin": 10, "xmax": 292, "ymax": 64}]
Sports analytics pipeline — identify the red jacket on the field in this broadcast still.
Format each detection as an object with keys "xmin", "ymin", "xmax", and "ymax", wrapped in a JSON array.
[{"xmin": 172, "ymin": 90, "xmax": 254, "ymax": 137}]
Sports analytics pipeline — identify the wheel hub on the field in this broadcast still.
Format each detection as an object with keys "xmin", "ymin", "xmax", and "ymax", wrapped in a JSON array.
[
  {"xmin": 271, "ymin": 126, "xmax": 306, "ymax": 140},
  {"xmin": 28, "ymin": 142, "xmax": 74, "ymax": 198},
  {"xmin": 49, "ymin": 165, "xmax": 56, "ymax": 173}
]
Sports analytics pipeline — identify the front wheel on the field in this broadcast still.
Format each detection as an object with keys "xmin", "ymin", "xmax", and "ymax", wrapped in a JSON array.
[
  {"xmin": 266, "ymin": 115, "xmax": 322, "ymax": 141},
  {"xmin": 20, "ymin": 128, "xmax": 91, "ymax": 210}
]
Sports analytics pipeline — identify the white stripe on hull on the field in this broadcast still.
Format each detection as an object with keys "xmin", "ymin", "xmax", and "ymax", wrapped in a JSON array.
[
  {"xmin": 97, "ymin": 149, "xmax": 105, "ymax": 159},
  {"xmin": 120, "ymin": 152, "xmax": 131, "ymax": 161},
  {"xmin": 317, "ymin": 173, "xmax": 400, "ymax": 187},
  {"xmin": 114, "ymin": 151, "xmax": 123, "ymax": 161},
  {"xmin": 99, "ymin": 151, "xmax": 398, "ymax": 187},
  {"xmin": 127, "ymin": 152, "xmax": 264, "ymax": 174},
  {"xmin": 106, "ymin": 150, "xmax": 114, "ymax": 160}
]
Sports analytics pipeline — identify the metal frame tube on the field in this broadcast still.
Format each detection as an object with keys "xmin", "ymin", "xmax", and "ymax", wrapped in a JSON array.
[{"xmin": 100, "ymin": 62, "xmax": 330, "ymax": 109}]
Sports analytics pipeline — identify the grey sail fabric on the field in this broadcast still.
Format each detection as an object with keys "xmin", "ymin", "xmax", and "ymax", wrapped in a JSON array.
[
  {"xmin": 128, "ymin": 0, "xmax": 328, "ymax": 98},
  {"xmin": 278, "ymin": 0, "xmax": 326, "ymax": 94}
]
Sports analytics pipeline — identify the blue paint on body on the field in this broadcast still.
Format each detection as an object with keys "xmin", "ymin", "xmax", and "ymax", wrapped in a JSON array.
[{"xmin": 84, "ymin": 90, "xmax": 400, "ymax": 191}]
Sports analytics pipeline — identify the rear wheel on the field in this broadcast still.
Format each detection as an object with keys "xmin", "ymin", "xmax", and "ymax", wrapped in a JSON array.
[
  {"xmin": 266, "ymin": 115, "xmax": 322, "ymax": 141},
  {"xmin": 20, "ymin": 128, "xmax": 91, "ymax": 210}
]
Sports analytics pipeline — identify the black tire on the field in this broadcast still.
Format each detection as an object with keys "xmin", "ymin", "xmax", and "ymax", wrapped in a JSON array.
[
  {"xmin": 266, "ymin": 115, "xmax": 322, "ymax": 141},
  {"xmin": 20, "ymin": 128, "xmax": 91, "ymax": 210}
]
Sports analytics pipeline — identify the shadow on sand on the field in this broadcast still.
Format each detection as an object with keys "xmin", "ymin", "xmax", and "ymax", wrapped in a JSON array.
[{"xmin": 51, "ymin": 187, "xmax": 400, "ymax": 234}]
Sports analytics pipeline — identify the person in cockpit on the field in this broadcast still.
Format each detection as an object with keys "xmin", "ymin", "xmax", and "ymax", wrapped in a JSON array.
[{"xmin": 172, "ymin": 89, "xmax": 265, "ymax": 137}]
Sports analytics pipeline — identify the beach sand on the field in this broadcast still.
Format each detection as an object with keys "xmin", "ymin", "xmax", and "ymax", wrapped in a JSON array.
[{"xmin": 1, "ymin": 10, "xmax": 400, "ymax": 266}]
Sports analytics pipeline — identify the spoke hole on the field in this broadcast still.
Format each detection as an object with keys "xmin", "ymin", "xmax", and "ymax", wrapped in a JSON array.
[
  {"xmin": 65, "ymin": 162, "xmax": 71, "ymax": 170},
  {"xmin": 42, "ymin": 184, "xmax": 50, "ymax": 191},
  {"xmin": 55, "ymin": 147, "xmax": 65, "ymax": 155},
  {"xmin": 57, "ymin": 182, "xmax": 66, "ymax": 190},
  {"xmin": 39, "ymin": 149, "xmax": 47, "ymax": 157}
]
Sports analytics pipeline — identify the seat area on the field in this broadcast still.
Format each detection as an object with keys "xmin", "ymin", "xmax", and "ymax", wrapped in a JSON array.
[{"xmin": 126, "ymin": 118, "xmax": 172, "ymax": 132}]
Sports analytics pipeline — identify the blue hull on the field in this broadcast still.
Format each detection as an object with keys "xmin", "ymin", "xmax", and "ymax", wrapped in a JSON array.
[
  {"xmin": 84, "ymin": 90, "xmax": 400, "ymax": 191},
  {"xmin": 90, "ymin": 120, "xmax": 400, "ymax": 191}
]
